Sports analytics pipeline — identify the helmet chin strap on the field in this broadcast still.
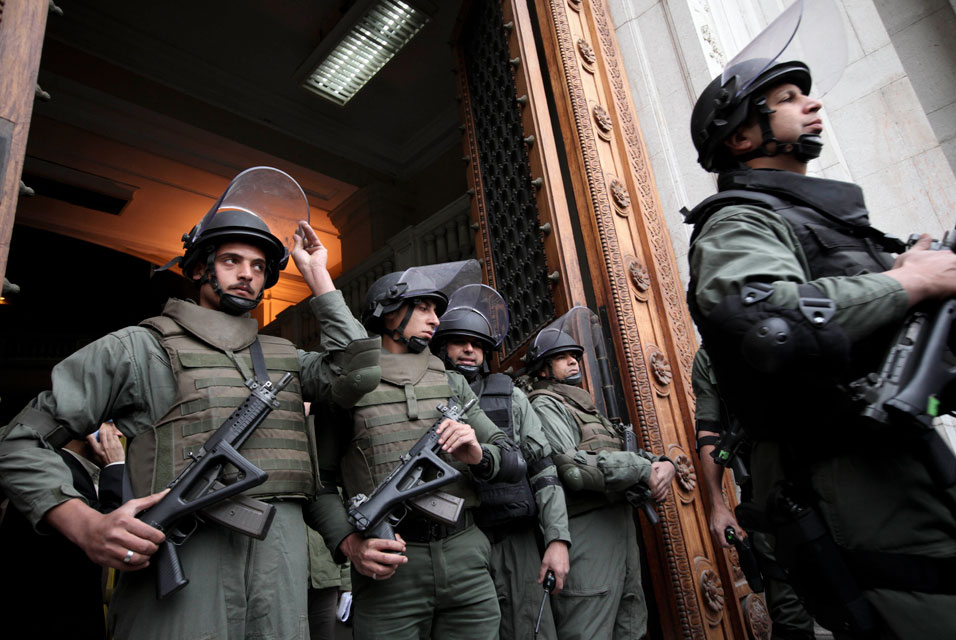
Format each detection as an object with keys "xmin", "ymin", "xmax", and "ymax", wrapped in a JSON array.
[
  {"xmin": 736, "ymin": 96, "xmax": 823, "ymax": 166},
  {"xmin": 200, "ymin": 251, "xmax": 262, "ymax": 316},
  {"xmin": 389, "ymin": 302, "xmax": 430, "ymax": 354}
]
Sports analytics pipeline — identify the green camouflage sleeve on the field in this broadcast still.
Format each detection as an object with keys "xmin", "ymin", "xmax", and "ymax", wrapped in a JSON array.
[{"xmin": 691, "ymin": 205, "xmax": 909, "ymax": 341}]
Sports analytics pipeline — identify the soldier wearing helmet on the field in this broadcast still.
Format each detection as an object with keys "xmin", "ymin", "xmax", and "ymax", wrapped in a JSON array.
[
  {"xmin": 430, "ymin": 285, "xmax": 571, "ymax": 640},
  {"xmin": 527, "ymin": 307, "xmax": 675, "ymax": 639},
  {"xmin": 684, "ymin": 1, "xmax": 956, "ymax": 636},
  {"xmin": 309, "ymin": 261, "xmax": 529, "ymax": 640},
  {"xmin": 0, "ymin": 167, "xmax": 381, "ymax": 639}
]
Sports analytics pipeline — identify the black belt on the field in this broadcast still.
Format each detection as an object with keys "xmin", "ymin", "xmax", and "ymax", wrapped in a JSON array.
[
  {"xmin": 480, "ymin": 517, "xmax": 536, "ymax": 545},
  {"xmin": 394, "ymin": 509, "xmax": 474, "ymax": 543}
]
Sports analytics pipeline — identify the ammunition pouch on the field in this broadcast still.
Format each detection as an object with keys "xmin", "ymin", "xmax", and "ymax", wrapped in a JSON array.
[{"xmin": 330, "ymin": 336, "xmax": 383, "ymax": 407}]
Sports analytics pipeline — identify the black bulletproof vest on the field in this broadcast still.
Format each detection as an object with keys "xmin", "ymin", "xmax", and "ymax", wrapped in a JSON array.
[
  {"xmin": 471, "ymin": 373, "xmax": 537, "ymax": 527},
  {"xmin": 685, "ymin": 170, "xmax": 900, "ymax": 438}
]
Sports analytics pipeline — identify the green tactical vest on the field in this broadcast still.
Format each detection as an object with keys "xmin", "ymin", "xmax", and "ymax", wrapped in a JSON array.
[
  {"xmin": 530, "ymin": 382, "xmax": 625, "ymax": 515},
  {"xmin": 127, "ymin": 299, "xmax": 317, "ymax": 500},
  {"xmin": 343, "ymin": 348, "xmax": 479, "ymax": 506}
]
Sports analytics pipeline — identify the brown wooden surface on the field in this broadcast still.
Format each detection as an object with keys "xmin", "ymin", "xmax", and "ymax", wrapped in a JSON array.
[
  {"xmin": 0, "ymin": 0, "xmax": 48, "ymax": 284},
  {"xmin": 526, "ymin": 0, "xmax": 764, "ymax": 637}
]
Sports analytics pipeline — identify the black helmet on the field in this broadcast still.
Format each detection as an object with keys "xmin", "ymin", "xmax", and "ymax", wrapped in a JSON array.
[
  {"xmin": 160, "ymin": 167, "xmax": 307, "ymax": 315},
  {"xmin": 362, "ymin": 260, "xmax": 482, "ymax": 353},
  {"xmin": 692, "ymin": 61, "xmax": 813, "ymax": 172},
  {"xmin": 180, "ymin": 208, "xmax": 289, "ymax": 289},
  {"xmin": 432, "ymin": 284, "xmax": 509, "ymax": 379},
  {"xmin": 527, "ymin": 328, "xmax": 584, "ymax": 372},
  {"xmin": 691, "ymin": 0, "xmax": 848, "ymax": 172},
  {"xmin": 362, "ymin": 273, "xmax": 449, "ymax": 330}
]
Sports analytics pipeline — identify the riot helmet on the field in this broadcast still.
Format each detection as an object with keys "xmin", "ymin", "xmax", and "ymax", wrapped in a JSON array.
[
  {"xmin": 362, "ymin": 260, "xmax": 482, "ymax": 353},
  {"xmin": 432, "ymin": 284, "xmax": 509, "ymax": 380},
  {"xmin": 691, "ymin": 0, "xmax": 846, "ymax": 172},
  {"xmin": 164, "ymin": 167, "xmax": 308, "ymax": 315},
  {"xmin": 527, "ymin": 327, "xmax": 584, "ymax": 385}
]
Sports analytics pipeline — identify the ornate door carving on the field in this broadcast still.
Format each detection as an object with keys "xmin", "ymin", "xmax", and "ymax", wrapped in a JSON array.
[{"xmin": 454, "ymin": 0, "xmax": 767, "ymax": 637}]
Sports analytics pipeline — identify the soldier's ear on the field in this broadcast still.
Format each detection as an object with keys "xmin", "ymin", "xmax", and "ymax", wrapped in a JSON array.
[{"xmin": 724, "ymin": 129, "xmax": 755, "ymax": 155}]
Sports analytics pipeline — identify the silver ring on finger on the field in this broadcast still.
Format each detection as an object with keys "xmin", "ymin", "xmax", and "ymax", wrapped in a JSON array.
[
  {"xmin": 372, "ymin": 572, "xmax": 378, "ymax": 580},
  {"xmin": 123, "ymin": 549, "xmax": 134, "ymax": 564}
]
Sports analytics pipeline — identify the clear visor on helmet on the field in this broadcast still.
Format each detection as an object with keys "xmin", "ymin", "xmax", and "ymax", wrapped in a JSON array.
[
  {"xmin": 535, "ymin": 306, "xmax": 611, "ymax": 418},
  {"xmin": 722, "ymin": 0, "xmax": 847, "ymax": 99},
  {"xmin": 394, "ymin": 259, "xmax": 482, "ymax": 302},
  {"xmin": 442, "ymin": 284, "xmax": 510, "ymax": 348},
  {"xmin": 195, "ymin": 166, "xmax": 310, "ymax": 256}
]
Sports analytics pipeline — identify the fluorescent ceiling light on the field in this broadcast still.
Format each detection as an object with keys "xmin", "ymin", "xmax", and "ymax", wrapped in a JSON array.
[{"xmin": 302, "ymin": 0, "xmax": 430, "ymax": 106}]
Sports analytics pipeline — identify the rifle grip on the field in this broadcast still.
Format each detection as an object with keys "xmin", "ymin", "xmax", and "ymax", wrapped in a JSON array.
[{"xmin": 155, "ymin": 540, "xmax": 189, "ymax": 600}]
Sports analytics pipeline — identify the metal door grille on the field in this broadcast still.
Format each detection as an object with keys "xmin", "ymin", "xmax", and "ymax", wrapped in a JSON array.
[{"xmin": 460, "ymin": 0, "xmax": 554, "ymax": 354}]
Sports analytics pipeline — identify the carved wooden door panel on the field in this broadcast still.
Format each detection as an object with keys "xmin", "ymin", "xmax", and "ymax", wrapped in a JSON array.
[{"xmin": 453, "ymin": 0, "xmax": 768, "ymax": 638}]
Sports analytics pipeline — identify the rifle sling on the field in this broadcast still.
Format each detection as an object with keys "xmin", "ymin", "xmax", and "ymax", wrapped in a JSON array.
[{"xmin": 249, "ymin": 339, "xmax": 271, "ymax": 386}]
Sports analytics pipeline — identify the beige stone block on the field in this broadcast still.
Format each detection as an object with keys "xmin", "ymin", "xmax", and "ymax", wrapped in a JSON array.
[
  {"xmin": 830, "ymin": 78, "xmax": 937, "ymax": 178},
  {"xmin": 873, "ymin": 0, "xmax": 946, "ymax": 35},
  {"xmin": 857, "ymin": 155, "xmax": 952, "ymax": 238},
  {"xmin": 891, "ymin": 7, "xmax": 956, "ymax": 114},
  {"xmin": 825, "ymin": 43, "xmax": 904, "ymax": 111},
  {"xmin": 843, "ymin": 0, "xmax": 892, "ymax": 58}
]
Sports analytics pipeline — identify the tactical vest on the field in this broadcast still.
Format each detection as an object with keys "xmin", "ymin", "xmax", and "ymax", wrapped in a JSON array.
[
  {"xmin": 471, "ymin": 373, "xmax": 537, "ymax": 528},
  {"xmin": 343, "ymin": 349, "xmax": 479, "ymax": 506},
  {"xmin": 530, "ymin": 382, "xmax": 625, "ymax": 515},
  {"xmin": 128, "ymin": 299, "xmax": 315, "ymax": 500},
  {"xmin": 685, "ymin": 170, "xmax": 899, "ymax": 439}
]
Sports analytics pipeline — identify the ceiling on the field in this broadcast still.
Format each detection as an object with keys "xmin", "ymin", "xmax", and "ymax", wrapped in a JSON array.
[{"xmin": 16, "ymin": 0, "xmax": 467, "ymax": 282}]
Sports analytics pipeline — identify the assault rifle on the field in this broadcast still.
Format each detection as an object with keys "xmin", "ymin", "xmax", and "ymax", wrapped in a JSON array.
[
  {"xmin": 346, "ymin": 399, "xmax": 474, "ymax": 540},
  {"xmin": 139, "ymin": 372, "xmax": 294, "ymax": 599},
  {"xmin": 591, "ymin": 313, "xmax": 660, "ymax": 525},
  {"xmin": 849, "ymin": 232, "xmax": 956, "ymax": 488}
]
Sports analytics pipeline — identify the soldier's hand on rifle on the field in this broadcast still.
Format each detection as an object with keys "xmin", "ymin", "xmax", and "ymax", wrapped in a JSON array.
[
  {"xmin": 887, "ymin": 233, "xmax": 956, "ymax": 304},
  {"xmin": 710, "ymin": 503, "xmax": 742, "ymax": 549},
  {"xmin": 44, "ymin": 490, "xmax": 169, "ymax": 570},
  {"xmin": 539, "ymin": 540, "xmax": 570, "ymax": 594},
  {"xmin": 292, "ymin": 221, "xmax": 335, "ymax": 297},
  {"xmin": 436, "ymin": 419, "xmax": 483, "ymax": 464},
  {"xmin": 340, "ymin": 531, "xmax": 408, "ymax": 580},
  {"xmin": 648, "ymin": 460, "xmax": 676, "ymax": 502}
]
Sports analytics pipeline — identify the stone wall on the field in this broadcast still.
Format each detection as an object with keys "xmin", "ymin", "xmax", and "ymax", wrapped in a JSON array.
[{"xmin": 608, "ymin": 0, "xmax": 956, "ymax": 289}]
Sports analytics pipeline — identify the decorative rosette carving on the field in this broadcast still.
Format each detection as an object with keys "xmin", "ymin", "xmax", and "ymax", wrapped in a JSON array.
[
  {"xmin": 700, "ymin": 569, "xmax": 725, "ymax": 613},
  {"xmin": 593, "ymin": 103, "xmax": 612, "ymax": 140},
  {"xmin": 627, "ymin": 258, "xmax": 650, "ymax": 296},
  {"xmin": 674, "ymin": 453, "xmax": 696, "ymax": 493},
  {"xmin": 608, "ymin": 178, "xmax": 630, "ymax": 214},
  {"xmin": 577, "ymin": 38, "xmax": 596, "ymax": 71},
  {"xmin": 649, "ymin": 349, "xmax": 672, "ymax": 387},
  {"xmin": 744, "ymin": 594, "xmax": 772, "ymax": 640}
]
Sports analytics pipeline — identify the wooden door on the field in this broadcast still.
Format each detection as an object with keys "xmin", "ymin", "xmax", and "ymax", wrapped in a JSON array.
[{"xmin": 453, "ymin": 0, "xmax": 769, "ymax": 637}]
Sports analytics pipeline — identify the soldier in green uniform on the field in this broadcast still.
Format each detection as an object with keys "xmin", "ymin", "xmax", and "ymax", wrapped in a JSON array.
[
  {"xmin": 0, "ymin": 167, "xmax": 381, "ymax": 640},
  {"xmin": 430, "ymin": 284, "xmax": 571, "ymax": 639},
  {"xmin": 684, "ymin": 1, "xmax": 956, "ymax": 636},
  {"xmin": 307, "ymin": 261, "xmax": 529, "ymax": 640},
  {"xmin": 693, "ymin": 348, "xmax": 817, "ymax": 640},
  {"xmin": 527, "ymin": 306, "xmax": 676, "ymax": 640}
]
